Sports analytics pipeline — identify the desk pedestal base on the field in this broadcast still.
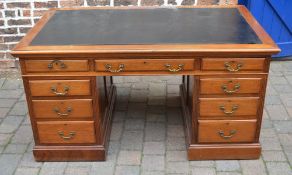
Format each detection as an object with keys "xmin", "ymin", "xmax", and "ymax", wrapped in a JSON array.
[
  {"xmin": 33, "ymin": 86, "xmax": 116, "ymax": 161},
  {"xmin": 180, "ymin": 84, "xmax": 261, "ymax": 160}
]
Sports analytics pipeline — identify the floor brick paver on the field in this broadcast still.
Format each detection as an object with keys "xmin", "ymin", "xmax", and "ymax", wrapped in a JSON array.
[
  {"xmin": 0, "ymin": 61, "xmax": 292, "ymax": 175},
  {"xmin": 142, "ymin": 155, "xmax": 165, "ymax": 171}
]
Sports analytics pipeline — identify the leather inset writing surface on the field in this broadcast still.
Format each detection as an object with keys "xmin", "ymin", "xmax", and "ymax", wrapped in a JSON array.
[{"xmin": 31, "ymin": 8, "xmax": 262, "ymax": 46}]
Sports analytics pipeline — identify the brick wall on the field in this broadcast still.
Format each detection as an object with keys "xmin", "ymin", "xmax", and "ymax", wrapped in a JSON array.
[{"xmin": 0, "ymin": 0, "xmax": 237, "ymax": 63}]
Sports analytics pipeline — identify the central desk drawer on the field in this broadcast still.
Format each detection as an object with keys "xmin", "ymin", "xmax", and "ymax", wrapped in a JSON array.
[
  {"xmin": 37, "ymin": 121, "xmax": 96, "ymax": 144},
  {"xmin": 25, "ymin": 59, "xmax": 89, "ymax": 72},
  {"xmin": 95, "ymin": 59, "xmax": 195, "ymax": 72},
  {"xmin": 200, "ymin": 78, "xmax": 262, "ymax": 95},
  {"xmin": 199, "ymin": 97, "xmax": 260, "ymax": 118},
  {"xmin": 29, "ymin": 80, "xmax": 91, "ymax": 97},
  {"xmin": 198, "ymin": 120, "xmax": 257, "ymax": 143},
  {"xmin": 32, "ymin": 99, "xmax": 93, "ymax": 119}
]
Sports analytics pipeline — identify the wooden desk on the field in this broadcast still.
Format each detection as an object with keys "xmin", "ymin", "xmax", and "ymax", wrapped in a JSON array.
[{"xmin": 11, "ymin": 6, "xmax": 280, "ymax": 161}]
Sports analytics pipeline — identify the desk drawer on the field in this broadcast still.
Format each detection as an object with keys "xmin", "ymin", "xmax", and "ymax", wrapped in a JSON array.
[
  {"xmin": 25, "ymin": 60, "xmax": 89, "ymax": 72},
  {"xmin": 201, "ymin": 58, "xmax": 266, "ymax": 72},
  {"xmin": 29, "ymin": 80, "xmax": 91, "ymax": 97},
  {"xmin": 37, "ymin": 121, "xmax": 96, "ymax": 144},
  {"xmin": 199, "ymin": 97, "xmax": 259, "ymax": 118},
  {"xmin": 198, "ymin": 120, "xmax": 257, "ymax": 143},
  {"xmin": 95, "ymin": 59, "xmax": 195, "ymax": 73},
  {"xmin": 200, "ymin": 78, "xmax": 262, "ymax": 95},
  {"xmin": 32, "ymin": 99, "xmax": 93, "ymax": 119}
]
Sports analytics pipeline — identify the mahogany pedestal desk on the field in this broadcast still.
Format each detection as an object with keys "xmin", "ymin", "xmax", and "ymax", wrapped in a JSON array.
[{"xmin": 11, "ymin": 6, "xmax": 280, "ymax": 161}]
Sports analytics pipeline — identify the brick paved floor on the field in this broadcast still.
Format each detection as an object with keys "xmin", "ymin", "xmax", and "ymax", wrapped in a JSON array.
[{"xmin": 0, "ymin": 61, "xmax": 292, "ymax": 175}]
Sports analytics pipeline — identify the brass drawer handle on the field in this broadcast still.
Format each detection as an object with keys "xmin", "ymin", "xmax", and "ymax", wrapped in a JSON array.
[
  {"xmin": 221, "ymin": 81, "xmax": 240, "ymax": 94},
  {"xmin": 105, "ymin": 64, "xmax": 125, "ymax": 73},
  {"xmin": 224, "ymin": 61, "xmax": 243, "ymax": 72},
  {"xmin": 58, "ymin": 131, "xmax": 76, "ymax": 140},
  {"xmin": 218, "ymin": 130, "xmax": 237, "ymax": 139},
  {"xmin": 48, "ymin": 60, "xmax": 66, "ymax": 69},
  {"xmin": 219, "ymin": 105, "xmax": 238, "ymax": 115},
  {"xmin": 50, "ymin": 85, "xmax": 69, "ymax": 96},
  {"xmin": 165, "ymin": 64, "xmax": 184, "ymax": 72},
  {"xmin": 53, "ymin": 107, "xmax": 72, "ymax": 117}
]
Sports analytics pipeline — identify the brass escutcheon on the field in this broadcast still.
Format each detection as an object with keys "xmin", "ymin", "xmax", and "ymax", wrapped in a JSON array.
[
  {"xmin": 221, "ymin": 80, "xmax": 240, "ymax": 94},
  {"xmin": 48, "ymin": 60, "xmax": 67, "ymax": 69},
  {"xmin": 224, "ymin": 61, "xmax": 243, "ymax": 72}
]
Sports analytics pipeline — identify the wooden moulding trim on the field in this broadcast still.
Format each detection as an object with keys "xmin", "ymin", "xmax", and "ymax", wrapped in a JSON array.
[
  {"xmin": 20, "ymin": 71, "xmax": 269, "ymax": 77},
  {"xmin": 11, "ymin": 5, "xmax": 280, "ymax": 56},
  {"xmin": 33, "ymin": 145, "xmax": 106, "ymax": 161},
  {"xmin": 51, "ymin": 5, "xmax": 242, "ymax": 11},
  {"xmin": 11, "ymin": 44, "xmax": 280, "ymax": 56},
  {"xmin": 187, "ymin": 143, "xmax": 261, "ymax": 160}
]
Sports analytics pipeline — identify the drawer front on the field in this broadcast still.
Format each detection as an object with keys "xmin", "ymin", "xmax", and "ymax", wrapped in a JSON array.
[
  {"xmin": 201, "ymin": 58, "xmax": 266, "ymax": 72},
  {"xmin": 199, "ymin": 97, "xmax": 259, "ymax": 118},
  {"xmin": 37, "ymin": 121, "xmax": 96, "ymax": 144},
  {"xmin": 95, "ymin": 59, "xmax": 195, "ymax": 72},
  {"xmin": 25, "ymin": 60, "xmax": 89, "ymax": 72},
  {"xmin": 29, "ymin": 80, "xmax": 91, "ymax": 97},
  {"xmin": 32, "ymin": 99, "xmax": 93, "ymax": 119},
  {"xmin": 198, "ymin": 120, "xmax": 257, "ymax": 143},
  {"xmin": 200, "ymin": 78, "xmax": 262, "ymax": 95}
]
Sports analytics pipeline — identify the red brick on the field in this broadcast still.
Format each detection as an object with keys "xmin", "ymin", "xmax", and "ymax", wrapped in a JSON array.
[
  {"xmin": 0, "ymin": 20, "xmax": 4, "ymax": 27},
  {"xmin": 60, "ymin": 0, "xmax": 85, "ymax": 7},
  {"xmin": 0, "ymin": 44, "xmax": 8, "ymax": 50},
  {"xmin": 218, "ymin": 0, "xmax": 238, "ymax": 4},
  {"xmin": 34, "ymin": 10, "xmax": 47, "ymax": 17},
  {"xmin": 197, "ymin": 0, "xmax": 218, "ymax": 5},
  {"xmin": 181, "ymin": 0, "xmax": 196, "ymax": 5},
  {"xmin": 0, "ymin": 37, "xmax": 4, "ymax": 44},
  {"xmin": 8, "ymin": 19, "xmax": 31, "ymax": 26},
  {"xmin": 23, "ymin": 10, "xmax": 31, "ymax": 17},
  {"xmin": 168, "ymin": 0, "xmax": 177, "ymax": 5},
  {"xmin": 6, "ymin": 2, "xmax": 31, "ymax": 8},
  {"xmin": 34, "ymin": 1, "xmax": 58, "ymax": 8},
  {"xmin": 141, "ymin": 0, "xmax": 164, "ymax": 5},
  {"xmin": 19, "ymin": 27, "xmax": 32, "ymax": 34},
  {"xmin": 5, "ymin": 10, "xmax": 16, "ymax": 18},
  {"xmin": 0, "ymin": 28, "xmax": 18, "ymax": 35},
  {"xmin": 4, "ymin": 36, "xmax": 23, "ymax": 43},
  {"xmin": 86, "ymin": 0, "xmax": 109, "ymax": 6},
  {"xmin": 114, "ymin": 0, "xmax": 138, "ymax": 6}
]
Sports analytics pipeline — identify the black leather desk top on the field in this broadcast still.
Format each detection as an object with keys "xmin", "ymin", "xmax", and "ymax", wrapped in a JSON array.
[{"xmin": 31, "ymin": 8, "xmax": 262, "ymax": 46}]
